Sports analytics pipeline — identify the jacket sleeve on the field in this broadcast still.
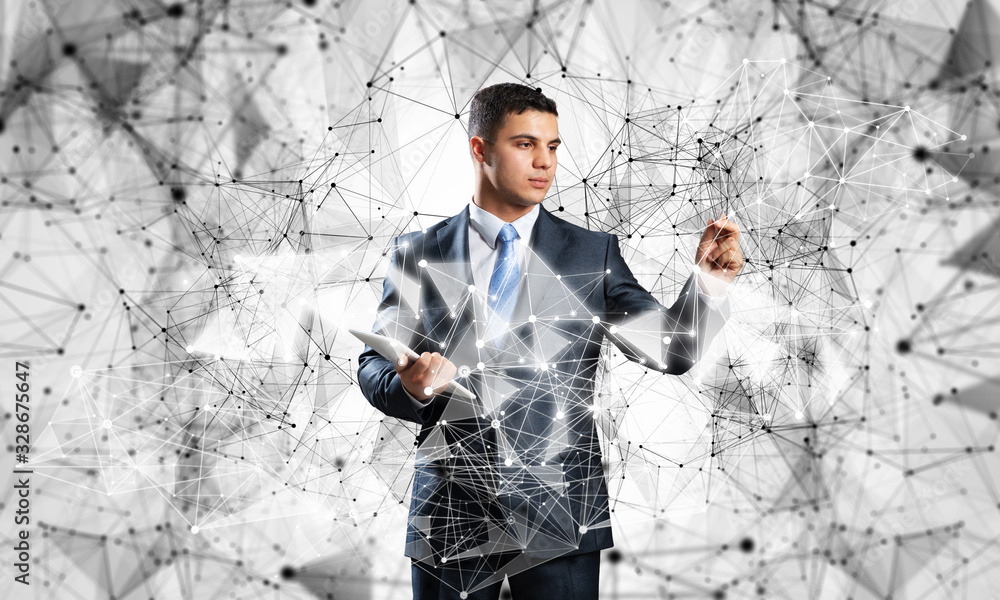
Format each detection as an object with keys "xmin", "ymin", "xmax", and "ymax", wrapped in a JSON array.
[
  {"xmin": 603, "ymin": 233, "xmax": 729, "ymax": 375},
  {"xmin": 356, "ymin": 235, "xmax": 439, "ymax": 424}
]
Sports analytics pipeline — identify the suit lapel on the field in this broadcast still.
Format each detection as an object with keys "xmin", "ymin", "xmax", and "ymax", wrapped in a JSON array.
[
  {"xmin": 510, "ymin": 204, "xmax": 571, "ymax": 322},
  {"xmin": 434, "ymin": 204, "xmax": 474, "ymax": 287}
]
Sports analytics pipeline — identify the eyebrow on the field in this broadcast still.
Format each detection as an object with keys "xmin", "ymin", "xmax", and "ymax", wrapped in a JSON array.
[{"xmin": 507, "ymin": 134, "xmax": 561, "ymax": 144}]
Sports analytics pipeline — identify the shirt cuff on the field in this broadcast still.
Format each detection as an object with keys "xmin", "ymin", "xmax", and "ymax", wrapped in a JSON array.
[
  {"xmin": 401, "ymin": 380, "xmax": 434, "ymax": 409},
  {"xmin": 695, "ymin": 270, "xmax": 730, "ymax": 311}
]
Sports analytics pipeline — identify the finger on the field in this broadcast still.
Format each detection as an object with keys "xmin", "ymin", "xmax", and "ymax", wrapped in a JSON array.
[
  {"xmin": 730, "ymin": 250, "xmax": 745, "ymax": 267},
  {"xmin": 709, "ymin": 239, "xmax": 734, "ymax": 262},
  {"xmin": 714, "ymin": 248, "xmax": 737, "ymax": 266},
  {"xmin": 395, "ymin": 352, "xmax": 419, "ymax": 372},
  {"xmin": 410, "ymin": 352, "xmax": 432, "ymax": 378},
  {"xmin": 426, "ymin": 352, "xmax": 442, "ymax": 382},
  {"xmin": 698, "ymin": 240, "xmax": 718, "ymax": 261},
  {"xmin": 429, "ymin": 356, "xmax": 456, "ymax": 389},
  {"xmin": 712, "ymin": 217, "xmax": 740, "ymax": 239}
]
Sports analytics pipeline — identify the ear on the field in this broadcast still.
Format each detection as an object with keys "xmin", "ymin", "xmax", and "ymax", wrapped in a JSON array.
[{"xmin": 470, "ymin": 136, "xmax": 487, "ymax": 163}]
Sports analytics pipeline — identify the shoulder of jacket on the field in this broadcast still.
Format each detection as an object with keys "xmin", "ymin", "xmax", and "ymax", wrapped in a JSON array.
[
  {"xmin": 544, "ymin": 209, "xmax": 615, "ymax": 243},
  {"xmin": 390, "ymin": 215, "xmax": 451, "ymax": 254}
]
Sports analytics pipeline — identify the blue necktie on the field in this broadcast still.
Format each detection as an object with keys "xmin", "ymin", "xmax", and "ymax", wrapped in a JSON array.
[{"xmin": 486, "ymin": 223, "xmax": 520, "ymax": 348}]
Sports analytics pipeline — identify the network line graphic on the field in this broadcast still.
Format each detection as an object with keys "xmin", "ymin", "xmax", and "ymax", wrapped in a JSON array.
[{"xmin": 1, "ymin": 1, "xmax": 999, "ymax": 598}]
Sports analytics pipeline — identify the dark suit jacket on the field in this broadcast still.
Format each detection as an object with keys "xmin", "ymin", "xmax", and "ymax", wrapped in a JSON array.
[{"xmin": 358, "ymin": 203, "xmax": 729, "ymax": 561}]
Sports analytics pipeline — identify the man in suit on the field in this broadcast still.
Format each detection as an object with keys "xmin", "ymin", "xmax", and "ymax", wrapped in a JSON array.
[{"xmin": 358, "ymin": 82, "xmax": 745, "ymax": 599}]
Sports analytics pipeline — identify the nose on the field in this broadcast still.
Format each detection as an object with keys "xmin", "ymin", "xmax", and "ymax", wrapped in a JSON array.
[{"xmin": 533, "ymin": 146, "xmax": 554, "ymax": 170}]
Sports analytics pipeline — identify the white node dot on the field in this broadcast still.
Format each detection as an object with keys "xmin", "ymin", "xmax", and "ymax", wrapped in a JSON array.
[
  {"xmin": 476, "ymin": 361, "xmax": 485, "ymax": 370},
  {"xmin": 492, "ymin": 419, "xmax": 500, "ymax": 429},
  {"xmin": 505, "ymin": 458, "xmax": 513, "ymax": 466},
  {"xmin": 608, "ymin": 325, "xmax": 618, "ymax": 334},
  {"xmin": 579, "ymin": 525, "xmax": 589, "ymax": 533},
  {"xmin": 570, "ymin": 310, "xmax": 577, "ymax": 317},
  {"xmin": 190, "ymin": 525, "xmax": 200, "ymax": 534},
  {"xmin": 689, "ymin": 329, "xmax": 697, "ymax": 336},
  {"xmin": 606, "ymin": 269, "xmax": 611, "ymax": 274},
  {"xmin": 528, "ymin": 314, "xmax": 536, "ymax": 323},
  {"xmin": 186, "ymin": 345, "xmax": 194, "ymax": 353},
  {"xmin": 418, "ymin": 259, "xmax": 427, "ymax": 268},
  {"xmin": 742, "ymin": 58, "xmax": 748, "ymax": 64},
  {"xmin": 476, "ymin": 339, "xmax": 485, "ymax": 348},
  {"xmin": 460, "ymin": 593, "xmax": 468, "ymax": 599},
  {"xmin": 103, "ymin": 420, "xmax": 112, "ymax": 429},
  {"xmin": 795, "ymin": 411, "xmax": 804, "ymax": 420},
  {"xmin": 423, "ymin": 387, "xmax": 434, "ymax": 396},
  {"xmin": 70, "ymin": 366, "xmax": 83, "ymax": 378},
  {"xmin": 662, "ymin": 336, "xmax": 671, "ymax": 344},
  {"xmin": 468, "ymin": 284, "xmax": 476, "ymax": 292},
  {"xmin": 592, "ymin": 316, "xmax": 600, "ymax": 324},
  {"xmin": 556, "ymin": 411, "xmax": 564, "ymax": 419}
]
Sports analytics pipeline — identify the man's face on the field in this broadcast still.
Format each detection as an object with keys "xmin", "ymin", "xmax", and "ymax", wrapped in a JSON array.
[{"xmin": 476, "ymin": 109, "xmax": 560, "ymax": 208}]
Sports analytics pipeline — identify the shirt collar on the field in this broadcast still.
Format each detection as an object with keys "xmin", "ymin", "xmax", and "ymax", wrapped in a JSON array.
[{"xmin": 468, "ymin": 198, "xmax": 540, "ymax": 249}]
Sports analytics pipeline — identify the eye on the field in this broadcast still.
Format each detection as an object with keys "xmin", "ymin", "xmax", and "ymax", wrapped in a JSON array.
[{"xmin": 519, "ymin": 142, "xmax": 532, "ymax": 148}]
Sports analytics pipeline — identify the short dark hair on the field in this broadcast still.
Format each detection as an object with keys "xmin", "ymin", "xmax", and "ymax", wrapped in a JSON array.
[{"xmin": 469, "ymin": 83, "xmax": 558, "ymax": 144}]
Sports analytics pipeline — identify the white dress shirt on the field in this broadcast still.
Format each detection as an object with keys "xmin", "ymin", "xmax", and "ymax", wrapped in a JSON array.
[{"xmin": 402, "ymin": 200, "xmax": 729, "ymax": 406}]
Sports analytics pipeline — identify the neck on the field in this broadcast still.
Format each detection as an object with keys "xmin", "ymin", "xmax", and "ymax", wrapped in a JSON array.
[{"xmin": 472, "ymin": 191, "xmax": 537, "ymax": 223}]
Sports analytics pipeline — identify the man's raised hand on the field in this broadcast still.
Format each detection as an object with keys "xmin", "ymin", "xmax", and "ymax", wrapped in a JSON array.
[
  {"xmin": 395, "ymin": 351, "xmax": 458, "ymax": 403},
  {"xmin": 696, "ymin": 213, "xmax": 745, "ymax": 284}
]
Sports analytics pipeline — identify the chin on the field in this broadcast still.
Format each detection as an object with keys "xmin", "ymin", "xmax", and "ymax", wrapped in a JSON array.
[
  {"xmin": 510, "ymin": 192, "xmax": 545, "ymax": 206},
  {"xmin": 527, "ymin": 189, "xmax": 549, "ymax": 203}
]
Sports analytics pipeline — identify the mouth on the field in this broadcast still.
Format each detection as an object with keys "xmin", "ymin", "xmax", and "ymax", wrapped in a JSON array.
[{"xmin": 528, "ymin": 178, "xmax": 549, "ymax": 188}]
